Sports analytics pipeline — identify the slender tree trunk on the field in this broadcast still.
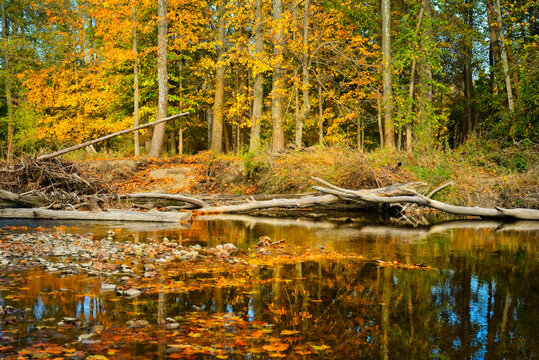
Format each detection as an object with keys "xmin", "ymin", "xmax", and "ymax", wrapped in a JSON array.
[
  {"xmin": 403, "ymin": 1, "xmax": 425, "ymax": 152},
  {"xmin": 211, "ymin": 1, "xmax": 226, "ymax": 153},
  {"xmin": 148, "ymin": 0, "xmax": 169, "ymax": 157},
  {"xmin": 271, "ymin": 0, "xmax": 285, "ymax": 153},
  {"xmin": 132, "ymin": 5, "xmax": 140, "ymax": 156},
  {"xmin": 178, "ymin": 57, "xmax": 183, "ymax": 154},
  {"xmin": 418, "ymin": 0, "xmax": 433, "ymax": 144},
  {"xmin": 495, "ymin": 0, "xmax": 514, "ymax": 111},
  {"xmin": 406, "ymin": 0, "xmax": 426, "ymax": 153},
  {"xmin": 381, "ymin": 0, "xmax": 395, "ymax": 149},
  {"xmin": 485, "ymin": 0, "xmax": 503, "ymax": 92},
  {"xmin": 376, "ymin": 84, "xmax": 384, "ymax": 148},
  {"xmin": 249, "ymin": 0, "xmax": 264, "ymax": 151},
  {"xmin": 2, "ymin": 0, "xmax": 14, "ymax": 162},
  {"xmin": 462, "ymin": 0, "xmax": 474, "ymax": 140},
  {"xmin": 318, "ymin": 83, "xmax": 323, "ymax": 144},
  {"xmin": 295, "ymin": 0, "xmax": 311, "ymax": 148},
  {"xmin": 505, "ymin": 48, "xmax": 520, "ymax": 100}
]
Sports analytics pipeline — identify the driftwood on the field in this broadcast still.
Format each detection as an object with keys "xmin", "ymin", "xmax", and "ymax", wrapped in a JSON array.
[
  {"xmin": 0, "ymin": 208, "xmax": 190, "ymax": 222},
  {"xmin": 312, "ymin": 177, "xmax": 539, "ymax": 220},
  {"xmin": 0, "ymin": 157, "xmax": 112, "ymax": 209},
  {"xmin": 194, "ymin": 194, "xmax": 343, "ymax": 213},
  {"xmin": 0, "ymin": 189, "xmax": 44, "ymax": 208},
  {"xmin": 120, "ymin": 193, "xmax": 209, "ymax": 208},
  {"xmin": 193, "ymin": 183, "xmax": 419, "ymax": 214},
  {"xmin": 37, "ymin": 112, "xmax": 189, "ymax": 161}
]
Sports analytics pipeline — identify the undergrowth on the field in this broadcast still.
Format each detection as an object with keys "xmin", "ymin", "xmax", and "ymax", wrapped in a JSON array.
[{"xmin": 80, "ymin": 138, "xmax": 538, "ymax": 208}]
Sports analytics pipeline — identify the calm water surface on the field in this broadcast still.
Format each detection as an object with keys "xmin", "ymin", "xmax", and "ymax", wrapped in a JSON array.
[{"xmin": 0, "ymin": 215, "xmax": 538, "ymax": 359}]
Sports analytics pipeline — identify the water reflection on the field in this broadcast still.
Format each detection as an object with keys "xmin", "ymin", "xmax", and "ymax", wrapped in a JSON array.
[{"xmin": 0, "ymin": 217, "xmax": 538, "ymax": 359}]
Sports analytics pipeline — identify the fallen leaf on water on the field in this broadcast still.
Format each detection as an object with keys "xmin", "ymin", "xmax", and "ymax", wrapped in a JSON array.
[
  {"xmin": 311, "ymin": 344, "xmax": 331, "ymax": 351},
  {"xmin": 262, "ymin": 342, "xmax": 289, "ymax": 352},
  {"xmin": 280, "ymin": 330, "xmax": 300, "ymax": 336}
]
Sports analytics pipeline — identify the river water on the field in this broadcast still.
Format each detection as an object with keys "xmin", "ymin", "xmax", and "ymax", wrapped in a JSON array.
[{"xmin": 0, "ymin": 215, "xmax": 538, "ymax": 359}]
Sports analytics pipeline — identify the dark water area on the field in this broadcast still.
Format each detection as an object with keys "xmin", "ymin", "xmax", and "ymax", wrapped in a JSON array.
[{"xmin": 0, "ymin": 215, "xmax": 538, "ymax": 359}]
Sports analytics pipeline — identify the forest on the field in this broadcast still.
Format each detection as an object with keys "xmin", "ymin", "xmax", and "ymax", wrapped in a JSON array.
[{"xmin": 0, "ymin": 0, "xmax": 537, "ymax": 160}]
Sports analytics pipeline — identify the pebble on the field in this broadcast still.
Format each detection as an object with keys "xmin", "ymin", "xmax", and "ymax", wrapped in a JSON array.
[
  {"xmin": 101, "ymin": 283, "xmax": 116, "ymax": 292},
  {"xmin": 165, "ymin": 322, "xmax": 179, "ymax": 330},
  {"xmin": 0, "ymin": 229, "xmax": 244, "ymax": 292},
  {"xmin": 127, "ymin": 319, "xmax": 149, "ymax": 328},
  {"xmin": 123, "ymin": 289, "xmax": 142, "ymax": 298}
]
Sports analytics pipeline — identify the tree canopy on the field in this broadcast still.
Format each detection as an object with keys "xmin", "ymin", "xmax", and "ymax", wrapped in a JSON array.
[{"xmin": 0, "ymin": 0, "xmax": 537, "ymax": 158}]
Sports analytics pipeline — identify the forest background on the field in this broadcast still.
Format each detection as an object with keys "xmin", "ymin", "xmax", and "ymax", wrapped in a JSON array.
[{"xmin": 0, "ymin": 0, "xmax": 537, "ymax": 202}]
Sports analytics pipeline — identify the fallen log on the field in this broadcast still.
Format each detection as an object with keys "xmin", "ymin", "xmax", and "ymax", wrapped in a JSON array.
[
  {"xmin": 37, "ymin": 112, "xmax": 189, "ymax": 161},
  {"xmin": 0, "ymin": 208, "xmax": 190, "ymax": 222},
  {"xmin": 0, "ymin": 189, "xmax": 45, "ymax": 208},
  {"xmin": 312, "ymin": 177, "xmax": 539, "ymax": 220},
  {"xmin": 194, "ymin": 194, "xmax": 343, "ymax": 214},
  {"xmin": 120, "ymin": 193, "xmax": 209, "ymax": 208},
  {"xmin": 192, "ymin": 183, "xmax": 430, "ymax": 214}
]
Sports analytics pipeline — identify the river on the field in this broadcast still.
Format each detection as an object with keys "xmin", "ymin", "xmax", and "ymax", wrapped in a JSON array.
[{"xmin": 0, "ymin": 214, "xmax": 538, "ymax": 359}]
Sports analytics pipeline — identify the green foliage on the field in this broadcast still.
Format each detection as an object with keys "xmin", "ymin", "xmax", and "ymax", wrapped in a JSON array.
[
  {"xmin": 240, "ymin": 148, "xmax": 270, "ymax": 181},
  {"xmin": 411, "ymin": 161, "xmax": 453, "ymax": 184}
]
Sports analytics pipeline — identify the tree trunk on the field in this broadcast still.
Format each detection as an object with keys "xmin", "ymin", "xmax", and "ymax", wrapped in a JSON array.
[
  {"xmin": 250, "ymin": 0, "xmax": 264, "ymax": 151},
  {"xmin": 0, "ymin": 208, "xmax": 191, "ymax": 222},
  {"xmin": 462, "ymin": 0, "xmax": 474, "ymax": 139},
  {"xmin": 376, "ymin": 84, "xmax": 384, "ymax": 148},
  {"xmin": 485, "ymin": 0, "xmax": 503, "ymax": 96},
  {"xmin": 318, "ymin": 83, "xmax": 324, "ymax": 144},
  {"xmin": 405, "ymin": 1, "xmax": 426, "ymax": 153},
  {"xmin": 132, "ymin": 5, "xmax": 140, "ymax": 156},
  {"xmin": 211, "ymin": 1, "xmax": 226, "ymax": 153},
  {"xmin": 148, "ymin": 0, "xmax": 169, "ymax": 157},
  {"xmin": 37, "ymin": 113, "xmax": 186, "ymax": 160},
  {"xmin": 271, "ymin": 0, "xmax": 285, "ymax": 153},
  {"xmin": 1, "ymin": 0, "xmax": 14, "ymax": 162},
  {"xmin": 295, "ymin": 0, "xmax": 311, "ymax": 148},
  {"xmin": 178, "ymin": 57, "xmax": 184, "ymax": 154},
  {"xmin": 381, "ymin": 0, "xmax": 395, "ymax": 149},
  {"xmin": 494, "ymin": 0, "xmax": 514, "ymax": 111},
  {"xmin": 418, "ymin": 0, "xmax": 432, "ymax": 144}
]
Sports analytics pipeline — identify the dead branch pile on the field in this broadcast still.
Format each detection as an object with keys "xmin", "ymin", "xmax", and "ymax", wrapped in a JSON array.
[{"xmin": 0, "ymin": 157, "xmax": 113, "ymax": 209}]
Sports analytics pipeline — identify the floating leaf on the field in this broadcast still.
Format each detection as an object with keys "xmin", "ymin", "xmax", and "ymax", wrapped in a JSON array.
[
  {"xmin": 280, "ymin": 330, "xmax": 300, "ymax": 336},
  {"xmin": 311, "ymin": 345, "xmax": 331, "ymax": 351}
]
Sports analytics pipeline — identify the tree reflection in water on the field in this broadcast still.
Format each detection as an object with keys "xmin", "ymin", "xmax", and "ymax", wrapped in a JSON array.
[{"xmin": 0, "ymin": 218, "xmax": 537, "ymax": 359}]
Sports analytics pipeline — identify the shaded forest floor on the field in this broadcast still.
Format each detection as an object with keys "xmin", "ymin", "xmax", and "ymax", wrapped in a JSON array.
[{"xmin": 78, "ymin": 140, "xmax": 539, "ymax": 209}]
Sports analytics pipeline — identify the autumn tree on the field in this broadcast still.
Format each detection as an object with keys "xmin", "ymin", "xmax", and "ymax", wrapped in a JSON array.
[
  {"xmin": 132, "ymin": 3, "xmax": 141, "ymax": 156},
  {"xmin": 1, "ymin": 0, "xmax": 13, "ymax": 161},
  {"xmin": 381, "ymin": 0, "xmax": 395, "ymax": 149},
  {"xmin": 148, "ymin": 0, "xmax": 169, "ymax": 157},
  {"xmin": 249, "ymin": 0, "xmax": 264, "ymax": 151},
  {"xmin": 295, "ymin": 0, "xmax": 311, "ymax": 148},
  {"xmin": 210, "ymin": 0, "xmax": 226, "ymax": 153},
  {"xmin": 271, "ymin": 0, "xmax": 285, "ymax": 153}
]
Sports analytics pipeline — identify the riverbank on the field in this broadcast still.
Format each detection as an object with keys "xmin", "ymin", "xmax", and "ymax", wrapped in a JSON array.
[{"xmin": 79, "ymin": 140, "xmax": 538, "ymax": 209}]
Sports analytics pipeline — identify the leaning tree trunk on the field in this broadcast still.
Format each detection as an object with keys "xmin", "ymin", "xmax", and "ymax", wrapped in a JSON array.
[
  {"xmin": 418, "ymin": 0, "xmax": 433, "ymax": 144},
  {"xmin": 495, "ymin": 0, "xmax": 514, "ymax": 111},
  {"xmin": 405, "ymin": 0, "xmax": 426, "ymax": 153},
  {"xmin": 148, "ymin": 0, "xmax": 169, "ymax": 157}
]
